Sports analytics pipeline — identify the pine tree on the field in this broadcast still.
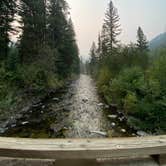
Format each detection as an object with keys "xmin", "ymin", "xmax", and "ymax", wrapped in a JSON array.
[
  {"xmin": 136, "ymin": 26, "xmax": 149, "ymax": 51},
  {"xmin": 96, "ymin": 33, "xmax": 102, "ymax": 59},
  {"xmin": 66, "ymin": 18, "xmax": 80, "ymax": 74},
  {"xmin": 90, "ymin": 42, "xmax": 97, "ymax": 63},
  {"xmin": 19, "ymin": 0, "xmax": 47, "ymax": 64},
  {"xmin": 136, "ymin": 27, "xmax": 149, "ymax": 69},
  {"xmin": 48, "ymin": 0, "xmax": 69, "ymax": 77},
  {"xmin": 100, "ymin": 25, "xmax": 109, "ymax": 57},
  {"xmin": 103, "ymin": 0, "xmax": 121, "ymax": 54},
  {"xmin": 0, "ymin": 0, "xmax": 16, "ymax": 61},
  {"xmin": 48, "ymin": 0, "xmax": 68, "ymax": 48},
  {"xmin": 48, "ymin": 0, "xmax": 79, "ymax": 77},
  {"xmin": 89, "ymin": 42, "xmax": 97, "ymax": 74}
]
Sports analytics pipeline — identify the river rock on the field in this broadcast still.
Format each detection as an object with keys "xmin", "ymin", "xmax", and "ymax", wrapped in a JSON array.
[
  {"xmin": 42, "ymin": 105, "xmax": 46, "ymax": 109},
  {"xmin": 63, "ymin": 127, "xmax": 68, "ymax": 130},
  {"xmin": 118, "ymin": 116, "xmax": 126, "ymax": 122},
  {"xmin": 11, "ymin": 124, "xmax": 17, "ymax": 128},
  {"xmin": 82, "ymin": 97, "xmax": 88, "ymax": 103},
  {"xmin": 117, "ymin": 111, "xmax": 125, "ymax": 117},
  {"xmin": 21, "ymin": 121, "xmax": 29, "ymax": 125},
  {"xmin": 91, "ymin": 131, "xmax": 107, "ymax": 136},
  {"xmin": 0, "ymin": 127, "xmax": 6, "ymax": 134},
  {"xmin": 108, "ymin": 115, "xmax": 117, "ymax": 119},
  {"xmin": 111, "ymin": 122, "xmax": 116, "ymax": 127},
  {"xmin": 32, "ymin": 102, "xmax": 42, "ymax": 108},
  {"xmin": 137, "ymin": 131, "xmax": 149, "ymax": 137},
  {"xmin": 97, "ymin": 103, "xmax": 104, "ymax": 107},
  {"xmin": 22, "ymin": 106, "xmax": 31, "ymax": 113},
  {"xmin": 132, "ymin": 133, "xmax": 136, "ymax": 136},
  {"xmin": 52, "ymin": 98, "xmax": 59, "ymax": 102},
  {"xmin": 121, "ymin": 129, "xmax": 126, "ymax": 133}
]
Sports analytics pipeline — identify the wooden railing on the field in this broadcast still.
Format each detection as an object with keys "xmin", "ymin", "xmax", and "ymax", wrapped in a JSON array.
[{"xmin": 0, "ymin": 135, "xmax": 166, "ymax": 165}]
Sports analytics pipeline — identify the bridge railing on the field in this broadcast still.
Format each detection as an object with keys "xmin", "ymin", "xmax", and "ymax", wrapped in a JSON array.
[{"xmin": 0, "ymin": 135, "xmax": 166, "ymax": 165}]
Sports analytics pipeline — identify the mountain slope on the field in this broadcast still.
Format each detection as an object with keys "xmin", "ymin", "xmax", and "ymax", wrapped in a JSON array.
[{"xmin": 150, "ymin": 32, "xmax": 166, "ymax": 50}]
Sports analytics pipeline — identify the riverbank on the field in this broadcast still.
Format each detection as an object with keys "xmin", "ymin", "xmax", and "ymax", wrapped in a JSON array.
[
  {"xmin": 1, "ymin": 74, "xmax": 138, "ymax": 138},
  {"xmin": 0, "ymin": 74, "xmax": 77, "ymax": 136}
]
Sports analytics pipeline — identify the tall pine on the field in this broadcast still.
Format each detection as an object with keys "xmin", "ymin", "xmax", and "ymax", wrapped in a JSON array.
[
  {"xmin": 103, "ymin": 0, "xmax": 121, "ymax": 54},
  {"xmin": 19, "ymin": 0, "xmax": 47, "ymax": 64},
  {"xmin": 48, "ymin": 0, "xmax": 79, "ymax": 77},
  {"xmin": 136, "ymin": 26, "xmax": 149, "ymax": 51},
  {"xmin": 89, "ymin": 42, "xmax": 97, "ymax": 74},
  {"xmin": 136, "ymin": 27, "xmax": 149, "ymax": 69}
]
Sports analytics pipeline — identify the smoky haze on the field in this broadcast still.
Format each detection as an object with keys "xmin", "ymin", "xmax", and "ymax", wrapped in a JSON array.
[{"xmin": 67, "ymin": 0, "xmax": 166, "ymax": 59}]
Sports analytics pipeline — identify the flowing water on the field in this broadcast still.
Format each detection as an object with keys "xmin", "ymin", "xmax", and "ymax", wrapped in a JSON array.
[{"xmin": 1, "ymin": 74, "xmax": 136, "ymax": 138}]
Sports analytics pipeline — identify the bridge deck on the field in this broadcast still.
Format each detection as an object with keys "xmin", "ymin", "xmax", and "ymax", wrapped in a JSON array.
[{"xmin": 0, "ymin": 135, "xmax": 165, "ymax": 165}]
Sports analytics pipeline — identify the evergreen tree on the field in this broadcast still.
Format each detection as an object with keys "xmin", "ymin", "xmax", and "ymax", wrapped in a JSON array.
[
  {"xmin": 103, "ymin": 0, "xmax": 121, "ymax": 54},
  {"xmin": 19, "ymin": 0, "xmax": 47, "ymax": 64},
  {"xmin": 48, "ymin": 0, "xmax": 68, "ymax": 48},
  {"xmin": 90, "ymin": 42, "xmax": 97, "ymax": 62},
  {"xmin": 66, "ymin": 18, "xmax": 80, "ymax": 74},
  {"xmin": 100, "ymin": 25, "xmax": 109, "ymax": 57},
  {"xmin": 136, "ymin": 27, "xmax": 149, "ymax": 51},
  {"xmin": 48, "ymin": 0, "xmax": 79, "ymax": 77},
  {"xmin": 89, "ymin": 42, "xmax": 97, "ymax": 74},
  {"xmin": 96, "ymin": 33, "xmax": 102, "ymax": 59},
  {"xmin": 48, "ymin": 0, "xmax": 69, "ymax": 77},
  {"xmin": 0, "ymin": 0, "xmax": 16, "ymax": 61}
]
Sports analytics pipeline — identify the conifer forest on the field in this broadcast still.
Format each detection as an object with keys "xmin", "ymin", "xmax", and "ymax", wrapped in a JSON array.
[{"xmin": 0, "ymin": 0, "xmax": 166, "ymax": 138}]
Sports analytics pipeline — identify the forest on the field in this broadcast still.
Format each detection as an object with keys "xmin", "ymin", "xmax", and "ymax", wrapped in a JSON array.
[
  {"xmin": 0, "ymin": 0, "xmax": 79, "ymax": 110},
  {"xmin": 0, "ymin": 0, "xmax": 166, "ymax": 137},
  {"xmin": 88, "ymin": 1, "xmax": 166, "ymax": 134}
]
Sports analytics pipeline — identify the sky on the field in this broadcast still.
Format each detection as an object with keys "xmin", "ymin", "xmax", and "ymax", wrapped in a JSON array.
[{"xmin": 67, "ymin": 0, "xmax": 166, "ymax": 59}]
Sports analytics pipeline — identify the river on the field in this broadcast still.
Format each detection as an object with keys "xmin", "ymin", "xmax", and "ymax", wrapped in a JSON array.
[{"xmin": 2, "ymin": 74, "xmax": 136, "ymax": 138}]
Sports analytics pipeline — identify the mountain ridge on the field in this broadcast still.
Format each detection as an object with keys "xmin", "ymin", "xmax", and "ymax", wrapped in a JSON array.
[{"xmin": 149, "ymin": 32, "xmax": 166, "ymax": 50}]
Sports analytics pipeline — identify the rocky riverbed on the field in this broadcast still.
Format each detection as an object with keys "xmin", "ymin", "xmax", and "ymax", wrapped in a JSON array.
[{"xmin": 0, "ymin": 74, "xmax": 138, "ymax": 138}]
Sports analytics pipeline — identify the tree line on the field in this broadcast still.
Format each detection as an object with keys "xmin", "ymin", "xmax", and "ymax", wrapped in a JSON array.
[
  {"xmin": 88, "ymin": 0, "xmax": 166, "ymax": 133},
  {"xmin": 0, "ymin": 0, "xmax": 79, "ymax": 109}
]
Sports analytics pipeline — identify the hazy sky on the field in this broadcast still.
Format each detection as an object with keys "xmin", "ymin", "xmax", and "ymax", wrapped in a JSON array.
[{"xmin": 67, "ymin": 0, "xmax": 166, "ymax": 58}]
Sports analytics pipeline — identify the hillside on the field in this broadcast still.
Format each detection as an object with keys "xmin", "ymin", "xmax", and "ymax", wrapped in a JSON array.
[{"xmin": 150, "ymin": 32, "xmax": 166, "ymax": 50}]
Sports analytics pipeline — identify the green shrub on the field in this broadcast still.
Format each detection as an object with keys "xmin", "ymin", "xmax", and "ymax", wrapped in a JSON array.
[
  {"xmin": 124, "ymin": 92, "xmax": 138, "ymax": 114},
  {"xmin": 97, "ymin": 66, "xmax": 111, "ymax": 91},
  {"xmin": 110, "ymin": 66, "xmax": 145, "ymax": 107}
]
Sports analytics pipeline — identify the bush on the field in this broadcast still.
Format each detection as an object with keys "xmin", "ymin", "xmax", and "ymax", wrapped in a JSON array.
[
  {"xmin": 108, "ymin": 54, "xmax": 166, "ymax": 132},
  {"xmin": 97, "ymin": 66, "xmax": 111, "ymax": 91},
  {"xmin": 124, "ymin": 92, "xmax": 138, "ymax": 114},
  {"xmin": 110, "ymin": 66, "xmax": 145, "ymax": 107}
]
